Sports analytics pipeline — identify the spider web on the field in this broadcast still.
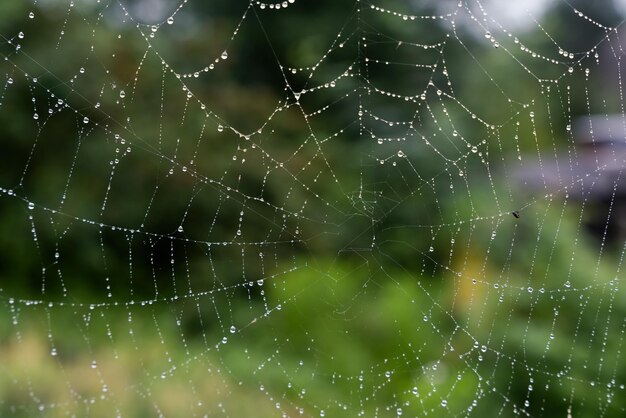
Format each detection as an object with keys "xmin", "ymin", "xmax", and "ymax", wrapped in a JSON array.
[{"xmin": 1, "ymin": 0, "xmax": 625, "ymax": 416}]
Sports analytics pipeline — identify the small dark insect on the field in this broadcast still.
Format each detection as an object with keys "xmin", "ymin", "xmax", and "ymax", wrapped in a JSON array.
[{"xmin": 511, "ymin": 211, "xmax": 520, "ymax": 219}]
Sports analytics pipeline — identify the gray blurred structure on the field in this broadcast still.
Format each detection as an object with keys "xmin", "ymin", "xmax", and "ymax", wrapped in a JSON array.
[{"xmin": 515, "ymin": 115, "xmax": 626, "ymax": 244}]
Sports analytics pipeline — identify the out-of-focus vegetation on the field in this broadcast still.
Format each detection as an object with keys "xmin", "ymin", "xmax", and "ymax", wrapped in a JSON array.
[{"xmin": 1, "ymin": 0, "xmax": 626, "ymax": 416}]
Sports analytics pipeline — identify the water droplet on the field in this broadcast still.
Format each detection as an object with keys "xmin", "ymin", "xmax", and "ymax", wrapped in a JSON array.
[
  {"xmin": 230, "ymin": 325, "xmax": 236, "ymax": 333},
  {"xmin": 221, "ymin": 51, "xmax": 228, "ymax": 60},
  {"xmin": 28, "ymin": 202, "xmax": 34, "ymax": 210},
  {"xmin": 33, "ymin": 113, "xmax": 39, "ymax": 120},
  {"xmin": 119, "ymin": 90, "xmax": 126, "ymax": 98},
  {"xmin": 177, "ymin": 226, "xmax": 184, "ymax": 233},
  {"xmin": 18, "ymin": 32, "xmax": 24, "ymax": 39},
  {"xmin": 29, "ymin": 11, "xmax": 35, "ymax": 19},
  {"xmin": 217, "ymin": 124, "xmax": 224, "ymax": 132},
  {"xmin": 167, "ymin": 17, "xmax": 174, "ymax": 24},
  {"xmin": 397, "ymin": 150, "xmax": 405, "ymax": 158},
  {"xmin": 441, "ymin": 400, "xmax": 447, "ymax": 407},
  {"xmin": 83, "ymin": 117, "xmax": 89, "ymax": 124}
]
